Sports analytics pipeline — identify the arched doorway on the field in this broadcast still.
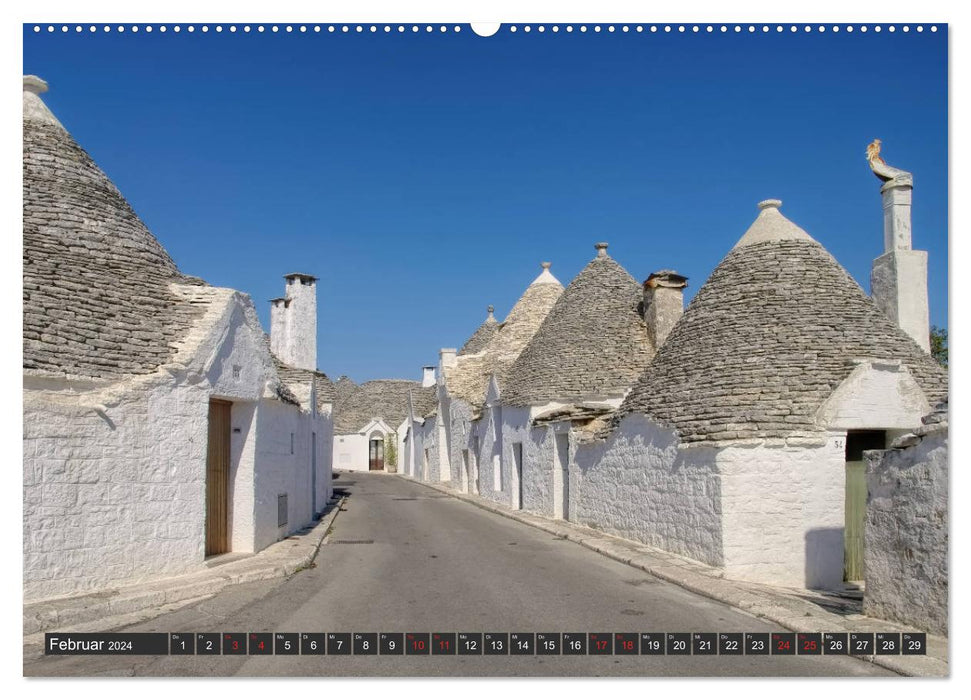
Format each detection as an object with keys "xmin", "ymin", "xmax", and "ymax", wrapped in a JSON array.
[{"xmin": 368, "ymin": 432, "xmax": 385, "ymax": 471}]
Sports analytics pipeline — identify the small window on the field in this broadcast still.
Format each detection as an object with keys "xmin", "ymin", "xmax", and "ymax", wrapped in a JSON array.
[{"xmin": 290, "ymin": 433, "xmax": 294, "ymax": 455}]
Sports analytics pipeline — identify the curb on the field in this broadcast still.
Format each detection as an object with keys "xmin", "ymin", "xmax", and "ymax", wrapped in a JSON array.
[
  {"xmin": 23, "ymin": 495, "xmax": 346, "ymax": 645},
  {"xmin": 403, "ymin": 475, "xmax": 948, "ymax": 678}
]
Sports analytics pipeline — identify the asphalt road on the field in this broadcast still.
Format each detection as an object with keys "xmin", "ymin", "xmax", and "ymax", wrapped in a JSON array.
[{"xmin": 25, "ymin": 472, "xmax": 893, "ymax": 677}]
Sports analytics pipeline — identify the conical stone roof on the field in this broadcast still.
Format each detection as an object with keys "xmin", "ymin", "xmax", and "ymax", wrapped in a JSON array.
[
  {"xmin": 443, "ymin": 263, "xmax": 563, "ymax": 405},
  {"xmin": 23, "ymin": 76, "xmax": 201, "ymax": 379},
  {"xmin": 503, "ymin": 244, "xmax": 654, "ymax": 407},
  {"xmin": 615, "ymin": 200, "xmax": 948, "ymax": 444},
  {"xmin": 458, "ymin": 306, "xmax": 499, "ymax": 356},
  {"xmin": 491, "ymin": 262, "xmax": 564, "ymax": 363},
  {"xmin": 334, "ymin": 379, "xmax": 421, "ymax": 434}
]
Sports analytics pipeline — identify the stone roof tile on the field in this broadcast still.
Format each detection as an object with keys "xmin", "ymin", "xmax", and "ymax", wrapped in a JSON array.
[
  {"xmin": 458, "ymin": 306, "xmax": 499, "ymax": 356},
  {"xmin": 334, "ymin": 379, "xmax": 421, "ymax": 434},
  {"xmin": 444, "ymin": 264, "xmax": 563, "ymax": 405},
  {"xmin": 613, "ymin": 202, "xmax": 948, "ymax": 444},
  {"xmin": 23, "ymin": 77, "xmax": 201, "ymax": 379},
  {"xmin": 273, "ymin": 355, "xmax": 336, "ymax": 412},
  {"xmin": 503, "ymin": 245, "xmax": 655, "ymax": 407}
]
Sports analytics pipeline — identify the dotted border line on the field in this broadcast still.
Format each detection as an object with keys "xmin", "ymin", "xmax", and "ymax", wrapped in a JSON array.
[{"xmin": 30, "ymin": 24, "xmax": 941, "ymax": 35}]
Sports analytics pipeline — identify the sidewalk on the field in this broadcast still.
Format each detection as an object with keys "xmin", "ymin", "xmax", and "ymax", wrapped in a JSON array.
[
  {"xmin": 405, "ymin": 474, "xmax": 948, "ymax": 678},
  {"xmin": 23, "ymin": 495, "xmax": 345, "ymax": 651}
]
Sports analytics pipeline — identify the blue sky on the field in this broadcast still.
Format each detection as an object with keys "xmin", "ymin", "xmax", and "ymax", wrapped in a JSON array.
[{"xmin": 23, "ymin": 24, "xmax": 948, "ymax": 382}]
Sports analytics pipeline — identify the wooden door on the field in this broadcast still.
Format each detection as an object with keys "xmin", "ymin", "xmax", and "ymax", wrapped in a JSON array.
[
  {"xmin": 369, "ymin": 438, "xmax": 384, "ymax": 471},
  {"xmin": 205, "ymin": 400, "xmax": 231, "ymax": 556},
  {"xmin": 844, "ymin": 461, "xmax": 866, "ymax": 581},
  {"xmin": 843, "ymin": 430, "xmax": 885, "ymax": 581}
]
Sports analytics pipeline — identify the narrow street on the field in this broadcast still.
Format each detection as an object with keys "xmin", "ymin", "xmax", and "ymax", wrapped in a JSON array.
[{"xmin": 25, "ymin": 472, "xmax": 892, "ymax": 677}]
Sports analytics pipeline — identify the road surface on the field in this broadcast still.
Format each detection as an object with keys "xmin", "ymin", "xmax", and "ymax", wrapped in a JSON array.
[{"xmin": 25, "ymin": 472, "xmax": 893, "ymax": 677}]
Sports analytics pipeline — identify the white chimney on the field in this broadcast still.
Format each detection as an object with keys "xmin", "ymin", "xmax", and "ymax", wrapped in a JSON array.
[
  {"xmin": 439, "ymin": 348, "xmax": 457, "ymax": 370},
  {"xmin": 642, "ymin": 270, "xmax": 688, "ymax": 349},
  {"xmin": 867, "ymin": 144, "xmax": 930, "ymax": 352},
  {"xmin": 269, "ymin": 272, "xmax": 318, "ymax": 370},
  {"xmin": 421, "ymin": 366, "xmax": 437, "ymax": 387}
]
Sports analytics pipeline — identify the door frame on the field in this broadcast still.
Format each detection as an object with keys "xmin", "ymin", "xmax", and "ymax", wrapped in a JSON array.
[
  {"xmin": 369, "ymin": 434, "xmax": 385, "ymax": 471},
  {"xmin": 205, "ymin": 399, "xmax": 232, "ymax": 556}
]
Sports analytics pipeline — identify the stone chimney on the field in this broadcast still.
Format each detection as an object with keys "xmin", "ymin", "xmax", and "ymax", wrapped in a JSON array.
[
  {"xmin": 439, "ymin": 348, "xmax": 458, "ymax": 370},
  {"xmin": 269, "ymin": 272, "xmax": 318, "ymax": 370},
  {"xmin": 642, "ymin": 270, "xmax": 688, "ymax": 349},
  {"xmin": 421, "ymin": 366, "xmax": 437, "ymax": 387},
  {"xmin": 868, "ymin": 148, "xmax": 930, "ymax": 352}
]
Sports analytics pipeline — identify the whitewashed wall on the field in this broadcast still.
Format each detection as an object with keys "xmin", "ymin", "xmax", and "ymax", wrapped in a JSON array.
[
  {"xmin": 499, "ymin": 408, "xmax": 556, "ymax": 513},
  {"xmin": 24, "ymin": 290, "xmax": 330, "ymax": 601},
  {"xmin": 334, "ymin": 433, "xmax": 369, "ymax": 472},
  {"xmin": 317, "ymin": 404, "xmax": 334, "ymax": 505},
  {"xmin": 24, "ymin": 377, "xmax": 209, "ymax": 602},
  {"xmin": 864, "ymin": 428, "xmax": 948, "ymax": 635},
  {"xmin": 442, "ymin": 395, "xmax": 481, "ymax": 493},
  {"xmin": 717, "ymin": 437, "xmax": 845, "ymax": 589},
  {"xmin": 333, "ymin": 420, "xmax": 402, "ymax": 474},
  {"xmin": 252, "ymin": 398, "xmax": 316, "ymax": 552},
  {"xmin": 475, "ymin": 402, "xmax": 508, "ymax": 506},
  {"xmin": 573, "ymin": 413, "xmax": 723, "ymax": 567},
  {"xmin": 422, "ymin": 415, "xmax": 443, "ymax": 482}
]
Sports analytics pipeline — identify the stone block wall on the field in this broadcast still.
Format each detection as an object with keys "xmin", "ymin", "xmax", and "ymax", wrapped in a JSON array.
[{"xmin": 863, "ymin": 426, "xmax": 947, "ymax": 635}]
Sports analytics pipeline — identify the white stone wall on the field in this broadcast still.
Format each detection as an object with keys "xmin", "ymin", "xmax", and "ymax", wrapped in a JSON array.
[
  {"xmin": 333, "ymin": 420, "xmax": 400, "ymax": 474},
  {"xmin": 317, "ymin": 403, "xmax": 334, "ymax": 506},
  {"xmin": 334, "ymin": 433, "xmax": 370, "ymax": 472},
  {"xmin": 24, "ymin": 377, "xmax": 209, "ymax": 601},
  {"xmin": 422, "ymin": 415, "xmax": 443, "ymax": 482},
  {"xmin": 24, "ymin": 289, "xmax": 330, "ymax": 601},
  {"xmin": 280, "ymin": 275, "xmax": 318, "ymax": 371},
  {"xmin": 816, "ymin": 361, "xmax": 930, "ymax": 431},
  {"xmin": 863, "ymin": 428, "xmax": 947, "ymax": 635},
  {"xmin": 442, "ymin": 396, "xmax": 478, "ymax": 492},
  {"xmin": 252, "ymin": 398, "xmax": 314, "ymax": 552},
  {"xmin": 475, "ymin": 403, "xmax": 508, "ymax": 506},
  {"xmin": 501, "ymin": 409, "xmax": 556, "ymax": 514},
  {"xmin": 406, "ymin": 416, "xmax": 433, "ymax": 481},
  {"xmin": 573, "ymin": 413, "xmax": 723, "ymax": 567},
  {"xmin": 718, "ymin": 438, "xmax": 846, "ymax": 589}
]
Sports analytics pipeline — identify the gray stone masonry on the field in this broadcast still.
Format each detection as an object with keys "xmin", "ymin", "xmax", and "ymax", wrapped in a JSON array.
[
  {"xmin": 503, "ymin": 246, "xmax": 655, "ymax": 407},
  {"xmin": 23, "ymin": 83, "xmax": 203, "ymax": 379},
  {"xmin": 864, "ymin": 401, "xmax": 948, "ymax": 635},
  {"xmin": 334, "ymin": 379, "xmax": 423, "ymax": 434},
  {"xmin": 615, "ymin": 228, "xmax": 946, "ymax": 444}
]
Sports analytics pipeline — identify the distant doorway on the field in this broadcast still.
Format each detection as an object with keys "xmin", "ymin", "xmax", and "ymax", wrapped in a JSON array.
[
  {"xmin": 369, "ymin": 436, "xmax": 385, "ymax": 471},
  {"xmin": 844, "ymin": 430, "xmax": 886, "ymax": 581},
  {"xmin": 205, "ymin": 399, "xmax": 232, "ymax": 556}
]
